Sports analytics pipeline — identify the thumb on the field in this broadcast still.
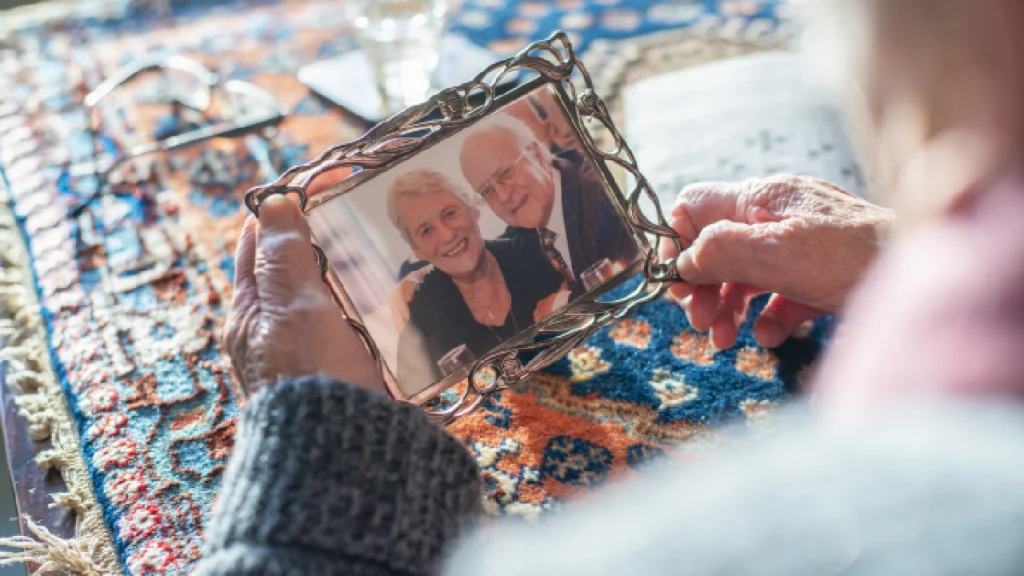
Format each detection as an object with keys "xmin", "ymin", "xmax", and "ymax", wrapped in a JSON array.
[
  {"xmin": 255, "ymin": 195, "xmax": 325, "ymax": 306},
  {"xmin": 675, "ymin": 220, "xmax": 764, "ymax": 285}
]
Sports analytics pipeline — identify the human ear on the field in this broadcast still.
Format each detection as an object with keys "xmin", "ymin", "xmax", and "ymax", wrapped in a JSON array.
[{"xmin": 528, "ymin": 142, "xmax": 545, "ymax": 164}]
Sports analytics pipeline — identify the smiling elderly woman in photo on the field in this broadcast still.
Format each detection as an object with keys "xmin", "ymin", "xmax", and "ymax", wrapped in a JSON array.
[{"xmin": 387, "ymin": 169, "xmax": 565, "ymax": 391}]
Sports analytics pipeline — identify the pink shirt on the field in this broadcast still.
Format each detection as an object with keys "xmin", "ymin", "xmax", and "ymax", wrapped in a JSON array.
[{"xmin": 817, "ymin": 168, "xmax": 1024, "ymax": 411}]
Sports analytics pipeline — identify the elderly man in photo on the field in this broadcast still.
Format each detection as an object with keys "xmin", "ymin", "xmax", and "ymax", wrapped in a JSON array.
[{"xmin": 458, "ymin": 115, "xmax": 640, "ymax": 295}]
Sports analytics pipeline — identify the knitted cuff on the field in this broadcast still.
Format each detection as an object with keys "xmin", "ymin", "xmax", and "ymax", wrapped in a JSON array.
[{"xmin": 203, "ymin": 376, "xmax": 481, "ymax": 575}]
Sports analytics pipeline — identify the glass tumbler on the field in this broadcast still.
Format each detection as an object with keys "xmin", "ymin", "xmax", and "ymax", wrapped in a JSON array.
[
  {"xmin": 438, "ymin": 343, "xmax": 476, "ymax": 377},
  {"xmin": 346, "ymin": 0, "xmax": 449, "ymax": 117},
  {"xmin": 581, "ymin": 258, "xmax": 616, "ymax": 292}
]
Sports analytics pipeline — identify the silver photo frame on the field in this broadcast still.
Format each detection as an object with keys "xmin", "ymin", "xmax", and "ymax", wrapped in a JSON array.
[{"xmin": 244, "ymin": 31, "xmax": 682, "ymax": 422}]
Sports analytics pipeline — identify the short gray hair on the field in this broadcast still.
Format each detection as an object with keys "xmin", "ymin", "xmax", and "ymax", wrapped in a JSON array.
[
  {"xmin": 467, "ymin": 113, "xmax": 555, "ymax": 166},
  {"xmin": 386, "ymin": 169, "xmax": 475, "ymax": 242}
]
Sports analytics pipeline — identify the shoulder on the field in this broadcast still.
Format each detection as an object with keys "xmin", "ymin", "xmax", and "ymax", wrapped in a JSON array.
[
  {"xmin": 487, "ymin": 237, "xmax": 528, "ymax": 270},
  {"xmin": 485, "ymin": 237, "xmax": 514, "ymax": 255},
  {"xmin": 498, "ymin": 226, "xmax": 533, "ymax": 241},
  {"xmin": 487, "ymin": 235, "xmax": 537, "ymax": 253},
  {"xmin": 487, "ymin": 235, "xmax": 545, "ymax": 267},
  {"xmin": 817, "ymin": 178, "xmax": 1024, "ymax": 406},
  {"xmin": 414, "ymin": 266, "xmax": 448, "ymax": 294},
  {"xmin": 407, "ymin": 268, "xmax": 454, "ymax": 318},
  {"xmin": 553, "ymin": 149, "xmax": 587, "ymax": 177},
  {"xmin": 492, "ymin": 230, "xmax": 546, "ymax": 261},
  {"xmin": 555, "ymin": 149, "xmax": 603, "ymax": 198}
]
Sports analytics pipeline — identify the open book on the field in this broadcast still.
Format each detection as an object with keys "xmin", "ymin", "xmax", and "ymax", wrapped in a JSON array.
[{"xmin": 622, "ymin": 51, "xmax": 867, "ymax": 214}]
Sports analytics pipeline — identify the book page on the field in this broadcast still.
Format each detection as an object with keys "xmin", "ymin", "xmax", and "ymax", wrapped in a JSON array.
[{"xmin": 622, "ymin": 51, "xmax": 867, "ymax": 214}]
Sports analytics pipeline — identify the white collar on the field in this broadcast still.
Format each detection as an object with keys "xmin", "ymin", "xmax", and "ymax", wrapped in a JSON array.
[
  {"xmin": 544, "ymin": 168, "xmax": 573, "ymax": 272},
  {"xmin": 546, "ymin": 168, "xmax": 564, "ymax": 229}
]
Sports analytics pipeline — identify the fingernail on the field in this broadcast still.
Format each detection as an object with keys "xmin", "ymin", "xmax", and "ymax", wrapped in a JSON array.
[
  {"xmin": 708, "ymin": 328, "xmax": 725, "ymax": 351},
  {"xmin": 679, "ymin": 303, "xmax": 694, "ymax": 327},
  {"xmin": 683, "ymin": 315, "xmax": 709, "ymax": 334},
  {"xmin": 675, "ymin": 251, "xmax": 694, "ymax": 279},
  {"xmin": 679, "ymin": 296, "xmax": 695, "ymax": 324},
  {"xmin": 259, "ymin": 195, "xmax": 298, "ymax": 229},
  {"xmin": 755, "ymin": 316, "xmax": 786, "ymax": 348}
]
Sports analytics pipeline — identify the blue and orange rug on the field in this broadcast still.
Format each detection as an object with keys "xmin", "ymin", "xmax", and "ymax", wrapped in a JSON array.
[{"xmin": 0, "ymin": 1, "xmax": 810, "ymax": 574}]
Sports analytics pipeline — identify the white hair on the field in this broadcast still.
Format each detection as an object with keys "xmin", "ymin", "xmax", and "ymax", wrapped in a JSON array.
[
  {"xmin": 386, "ymin": 169, "xmax": 475, "ymax": 243},
  {"xmin": 467, "ymin": 113, "xmax": 555, "ymax": 165},
  {"xmin": 799, "ymin": 0, "xmax": 873, "ymax": 103}
]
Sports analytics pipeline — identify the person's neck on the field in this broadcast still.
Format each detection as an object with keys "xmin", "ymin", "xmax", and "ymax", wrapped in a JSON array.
[
  {"xmin": 451, "ymin": 250, "xmax": 510, "ymax": 327},
  {"xmin": 892, "ymin": 127, "xmax": 1017, "ymax": 229},
  {"xmin": 451, "ymin": 250, "xmax": 500, "ymax": 287}
]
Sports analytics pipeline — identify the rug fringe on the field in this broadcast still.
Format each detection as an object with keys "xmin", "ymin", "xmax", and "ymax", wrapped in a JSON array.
[
  {"xmin": 0, "ymin": 518, "xmax": 105, "ymax": 576},
  {"xmin": 0, "ymin": 182, "xmax": 123, "ymax": 574}
]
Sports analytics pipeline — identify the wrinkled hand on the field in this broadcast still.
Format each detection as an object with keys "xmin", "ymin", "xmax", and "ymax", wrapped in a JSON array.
[
  {"xmin": 659, "ymin": 175, "xmax": 895, "ymax": 350},
  {"xmin": 224, "ymin": 196, "xmax": 383, "ymax": 395}
]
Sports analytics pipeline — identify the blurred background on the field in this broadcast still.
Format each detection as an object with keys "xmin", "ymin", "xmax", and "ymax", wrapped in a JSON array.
[
  {"xmin": 0, "ymin": 1, "xmax": 41, "ymax": 8},
  {"xmin": 0, "ymin": 442, "xmax": 20, "ymax": 576}
]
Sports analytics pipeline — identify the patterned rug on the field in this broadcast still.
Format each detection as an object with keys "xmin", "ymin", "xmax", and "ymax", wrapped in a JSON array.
[{"xmin": 0, "ymin": 1, "xmax": 817, "ymax": 574}]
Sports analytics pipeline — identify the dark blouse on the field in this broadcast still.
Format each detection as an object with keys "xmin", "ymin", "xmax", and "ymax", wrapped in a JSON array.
[{"xmin": 396, "ymin": 235, "xmax": 563, "ymax": 394}]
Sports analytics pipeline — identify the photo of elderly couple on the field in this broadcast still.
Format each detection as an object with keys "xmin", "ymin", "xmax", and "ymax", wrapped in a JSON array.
[{"xmin": 309, "ymin": 86, "xmax": 642, "ymax": 397}]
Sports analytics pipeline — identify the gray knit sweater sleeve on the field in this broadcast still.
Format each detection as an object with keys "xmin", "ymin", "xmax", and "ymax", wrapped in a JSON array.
[{"xmin": 195, "ymin": 376, "xmax": 482, "ymax": 576}]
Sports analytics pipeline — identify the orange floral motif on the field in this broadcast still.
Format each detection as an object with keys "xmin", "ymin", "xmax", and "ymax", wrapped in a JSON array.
[
  {"xmin": 567, "ymin": 346, "xmax": 612, "ymax": 382},
  {"xmin": 649, "ymin": 369, "xmax": 698, "ymax": 409},
  {"xmin": 205, "ymin": 419, "xmax": 237, "ymax": 461},
  {"xmin": 739, "ymin": 399, "xmax": 775, "ymax": 419},
  {"xmin": 128, "ymin": 539, "xmax": 178, "ymax": 574},
  {"xmin": 670, "ymin": 331, "xmax": 716, "ymax": 366},
  {"xmin": 105, "ymin": 469, "xmax": 148, "ymax": 506},
  {"xmin": 469, "ymin": 438, "xmax": 546, "ymax": 518},
  {"xmin": 170, "ymin": 406, "xmax": 207, "ymax": 430},
  {"xmin": 608, "ymin": 319, "xmax": 652, "ymax": 349},
  {"xmin": 87, "ymin": 413, "xmax": 128, "ymax": 440},
  {"xmin": 93, "ymin": 438, "xmax": 138, "ymax": 470},
  {"xmin": 739, "ymin": 399, "xmax": 777, "ymax": 436},
  {"xmin": 120, "ymin": 503, "xmax": 163, "ymax": 543},
  {"xmin": 81, "ymin": 385, "xmax": 120, "ymax": 415},
  {"xmin": 735, "ymin": 348, "xmax": 778, "ymax": 381}
]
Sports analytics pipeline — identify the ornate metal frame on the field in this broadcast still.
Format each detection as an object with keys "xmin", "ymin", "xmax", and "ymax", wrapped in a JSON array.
[{"xmin": 244, "ymin": 31, "xmax": 682, "ymax": 422}]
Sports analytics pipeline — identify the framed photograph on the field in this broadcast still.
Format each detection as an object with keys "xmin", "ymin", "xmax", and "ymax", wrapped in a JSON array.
[{"xmin": 245, "ymin": 32, "xmax": 682, "ymax": 420}]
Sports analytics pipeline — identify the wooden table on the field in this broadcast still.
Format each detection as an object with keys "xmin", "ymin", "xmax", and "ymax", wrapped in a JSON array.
[{"xmin": 0, "ymin": 347, "xmax": 75, "ymax": 576}]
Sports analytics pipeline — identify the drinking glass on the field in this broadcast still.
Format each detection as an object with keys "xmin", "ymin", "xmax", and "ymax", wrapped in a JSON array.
[
  {"xmin": 438, "ymin": 343, "xmax": 476, "ymax": 377},
  {"xmin": 581, "ymin": 258, "xmax": 616, "ymax": 292},
  {"xmin": 346, "ymin": 0, "xmax": 449, "ymax": 117}
]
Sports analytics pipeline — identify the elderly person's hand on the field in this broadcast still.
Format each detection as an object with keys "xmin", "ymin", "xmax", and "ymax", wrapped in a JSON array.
[
  {"xmin": 659, "ymin": 175, "xmax": 896, "ymax": 350},
  {"xmin": 224, "ymin": 195, "xmax": 383, "ymax": 395}
]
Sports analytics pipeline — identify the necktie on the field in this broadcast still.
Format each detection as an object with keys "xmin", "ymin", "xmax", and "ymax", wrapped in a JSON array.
[{"xmin": 538, "ymin": 228, "xmax": 577, "ymax": 288}]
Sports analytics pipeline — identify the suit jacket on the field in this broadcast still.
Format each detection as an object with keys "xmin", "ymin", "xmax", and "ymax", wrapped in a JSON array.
[
  {"xmin": 501, "ymin": 150, "xmax": 640, "ymax": 290},
  {"xmin": 396, "ymin": 236, "xmax": 563, "ymax": 395}
]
